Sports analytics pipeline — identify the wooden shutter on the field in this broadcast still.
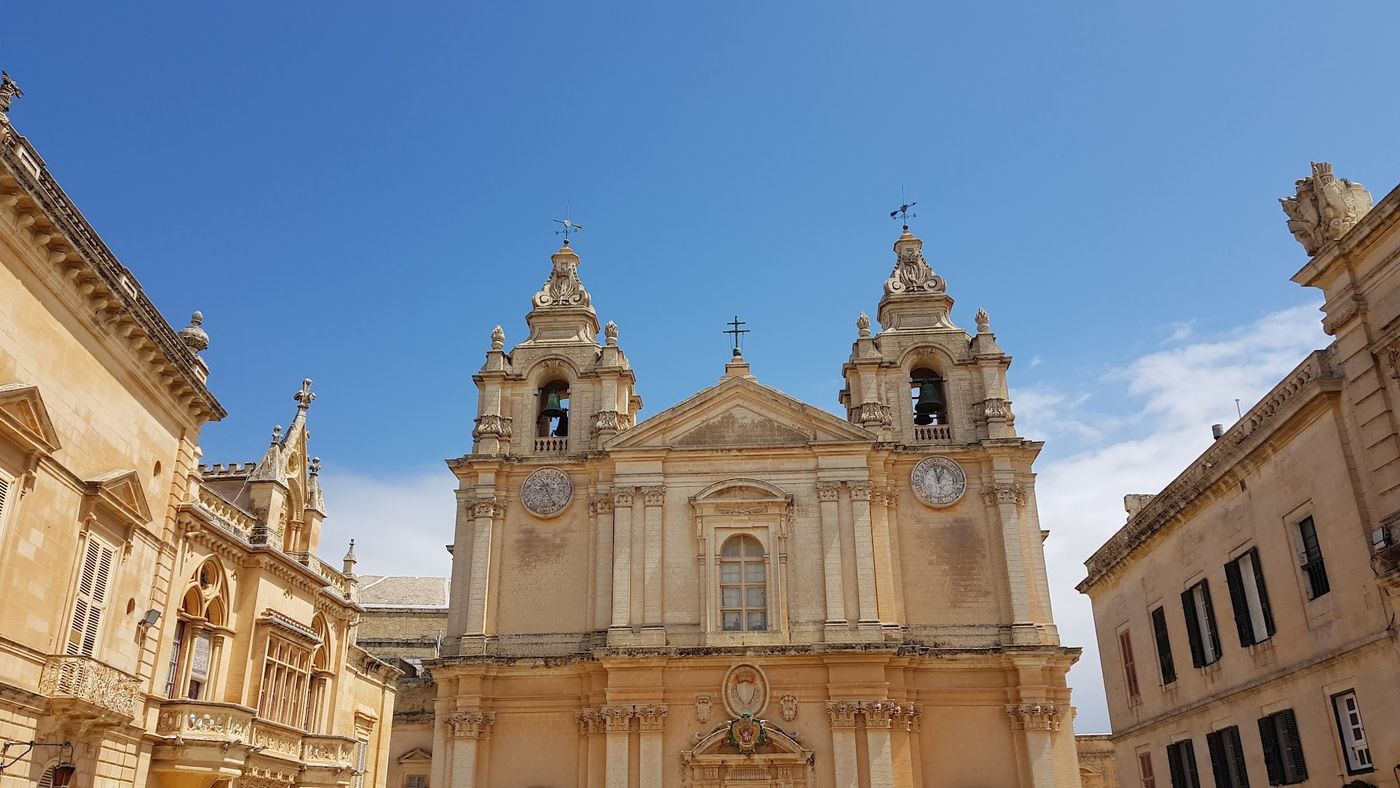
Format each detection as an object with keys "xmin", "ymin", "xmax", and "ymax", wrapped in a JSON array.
[
  {"xmin": 1227, "ymin": 726, "xmax": 1250, "ymax": 787},
  {"xmin": 1182, "ymin": 739, "xmax": 1200, "ymax": 788},
  {"xmin": 1279, "ymin": 709, "xmax": 1307, "ymax": 782},
  {"xmin": 1167, "ymin": 743, "xmax": 1185, "ymax": 788},
  {"xmin": 1206, "ymin": 731, "xmax": 1229, "ymax": 787},
  {"xmin": 1199, "ymin": 581, "xmax": 1221, "ymax": 660},
  {"xmin": 1258, "ymin": 715, "xmax": 1283, "ymax": 785},
  {"xmin": 1119, "ymin": 630, "xmax": 1140, "ymax": 701},
  {"xmin": 67, "ymin": 536, "xmax": 116, "ymax": 656},
  {"xmin": 1248, "ymin": 548, "xmax": 1275, "ymax": 637},
  {"xmin": 1224, "ymin": 556, "xmax": 1254, "ymax": 647},
  {"xmin": 1139, "ymin": 752, "xmax": 1156, "ymax": 788},
  {"xmin": 0, "ymin": 474, "xmax": 10, "ymax": 527},
  {"xmin": 1181, "ymin": 589, "xmax": 1205, "ymax": 668},
  {"xmin": 1151, "ymin": 607, "xmax": 1176, "ymax": 684}
]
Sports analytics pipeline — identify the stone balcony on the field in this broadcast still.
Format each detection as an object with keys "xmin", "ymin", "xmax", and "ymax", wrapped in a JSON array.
[
  {"xmin": 534, "ymin": 436, "xmax": 568, "ymax": 453},
  {"xmin": 39, "ymin": 654, "xmax": 141, "ymax": 723},
  {"xmin": 156, "ymin": 699, "xmax": 255, "ymax": 743},
  {"xmin": 912, "ymin": 424, "xmax": 952, "ymax": 442}
]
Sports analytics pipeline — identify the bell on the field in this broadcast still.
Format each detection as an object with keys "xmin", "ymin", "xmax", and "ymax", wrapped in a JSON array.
[
  {"xmin": 913, "ymin": 379, "xmax": 944, "ymax": 418},
  {"xmin": 541, "ymin": 390, "xmax": 566, "ymax": 419},
  {"xmin": 553, "ymin": 411, "xmax": 569, "ymax": 437}
]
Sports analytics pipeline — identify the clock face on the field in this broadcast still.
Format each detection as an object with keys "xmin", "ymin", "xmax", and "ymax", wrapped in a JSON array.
[
  {"xmin": 911, "ymin": 456, "xmax": 966, "ymax": 507},
  {"xmin": 521, "ymin": 467, "xmax": 574, "ymax": 517}
]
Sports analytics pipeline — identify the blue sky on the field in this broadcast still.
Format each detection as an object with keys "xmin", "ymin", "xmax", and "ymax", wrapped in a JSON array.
[{"xmin": 7, "ymin": 2, "xmax": 1397, "ymax": 732}]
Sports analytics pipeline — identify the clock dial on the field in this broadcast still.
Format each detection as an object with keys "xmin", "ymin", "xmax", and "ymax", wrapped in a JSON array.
[
  {"xmin": 911, "ymin": 456, "xmax": 966, "ymax": 507},
  {"xmin": 521, "ymin": 467, "xmax": 574, "ymax": 517}
]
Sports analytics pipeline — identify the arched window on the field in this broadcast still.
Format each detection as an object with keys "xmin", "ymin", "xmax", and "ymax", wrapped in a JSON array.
[
  {"xmin": 165, "ymin": 559, "xmax": 228, "ymax": 699},
  {"xmin": 537, "ymin": 380, "xmax": 570, "ymax": 438},
  {"xmin": 910, "ymin": 367, "xmax": 948, "ymax": 426},
  {"xmin": 719, "ymin": 535, "xmax": 767, "ymax": 632},
  {"xmin": 305, "ymin": 615, "xmax": 333, "ymax": 733}
]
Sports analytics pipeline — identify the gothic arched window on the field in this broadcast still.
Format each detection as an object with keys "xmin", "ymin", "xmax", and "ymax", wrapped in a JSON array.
[
  {"xmin": 537, "ymin": 380, "xmax": 570, "ymax": 438},
  {"xmin": 305, "ymin": 614, "xmax": 333, "ymax": 733},
  {"xmin": 165, "ymin": 559, "xmax": 228, "ymax": 699},
  {"xmin": 910, "ymin": 367, "xmax": 948, "ymax": 426},
  {"xmin": 719, "ymin": 535, "xmax": 767, "ymax": 632}
]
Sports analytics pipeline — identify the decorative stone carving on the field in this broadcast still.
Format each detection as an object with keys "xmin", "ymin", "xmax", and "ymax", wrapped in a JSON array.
[
  {"xmin": 0, "ymin": 72, "xmax": 22, "ymax": 115},
  {"xmin": 472, "ymin": 413, "xmax": 512, "ymax": 440},
  {"xmin": 855, "ymin": 401, "xmax": 892, "ymax": 426},
  {"xmin": 39, "ymin": 655, "xmax": 141, "ymax": 720},
  {"xmin": 856, "ymin": 312, "xmax": 871, "ymax": 338},
  {"xmin": 156, "ymin": 706, "xmax": 251, "ymax": 741},
  {"xmin": 636, "ymin": 704, "xmax": 669, "ymax": 732},
  {"xmin": 723, "ymin": 663, "xmax": 769, "ymax": 718},
  {"xmin": 178, "ymin": 311, "xmax": 210, "ymax": 354},
  {"xmin": 779, "ymin": 694, "xmax": 798, "ymax": 722},
  {"xmin": 604, "ymin": 320, "xmax": 619, "ymax": 345},
  {"xmin": 1005, "ymin": 703, "xmax": 1062, "ymax": 731},
  {"xmin": 643, "ymin": 485, "xmax": 666, "ymax": 507},
  {"xmin": 490, "ymin": 324, "xmax": 505, "ymax": 350},
  {"xmin": 599, "ymin": 704, "xmax": 634, "ymax": 733},
  {"xmin": 826, "ymin": 700, "xmax": 861, "ymax": 728},
  {"xmin": 884, "ymin": 230, "xmax": 945, "ymax": 296},
  {"xmin": 532, "ymin": 245, "xmax": 592, "ymax": 308},
  {"xmin": 815, "ymin": 481, "xmax": 841, "ymax": 502},
  {"xmin": 1280, "ymin": 162, "xmax": 1373, "ymax": 255},
  {"xmin": 471, "ymin": 497, "xmax": 505, "ymax": 519},
  {"xmin": 590, "ymin": 494, "xmax": 613, "ymax": 515},
  {"xmin": 576, "ymin": 709, "xmax": 600, "ymax": 735},
  {"xmin": 445, "ymin": 710, "xmax": 495, "ymax": 739},
  {"xmin": 910, "ymin": 456, "xmax": 966, "ymax": 507},
  {"xmin": 864, "ymin": 700, "xmax": 898, "ymax": 729},
  {"xmin": 975, "ymin": 307, "xmax": 991, "ymax": 334},
  {"xmin": 1322, "ymin": 293, "xmax": 1367, "ymax": 337},
  {"xmin": 982, "ymin": 397, "xmax": 1013, "ymax": 421},
  {"xmin": 613, "ymin": 488, "xmax": 634, "ymax": 507},
  {"xmin": 848, "ymin": 480, "xmax": 872, "ymax": 501},
  {"xmin": 521, "ymin": 466, "xmax": 573, "ymax": 517},
  {"xmin": 726, "ymin": 712, "xmax": 767, "ymax": 754},
  {"xmin": 593, "ymin": 409, "xmax": 623, "ymax": 433},
  {"xmin": 695, "ymin": 694, "xmax": 713, "ymax": 723},
  {"xmin": 982, "ymin": 482, "xmax": 1027, "ymax": 507}
]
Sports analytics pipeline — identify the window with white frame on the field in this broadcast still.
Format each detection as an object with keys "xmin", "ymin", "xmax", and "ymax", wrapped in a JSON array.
[
  {"xmin": 258, "ymin": 636, "xmax": 311, "ymax": 727},
  {"xmin": 719, "ymin": 535, "xmax": 767, "ymax": 632},
  {"xmin": 1331, "ymin": 690, "xmax": 1372, "ymax": 774},
  {"xmin": 1224, "ymin": 547, "xmax": 1275, "ymax": 646},
  {"xmin": 1180, "ymin": 580, "xmax": 1221, "ymax": 667},
  {"xmin": 67, "ymin": 534, "xmax": 117, "ymax": 657}
]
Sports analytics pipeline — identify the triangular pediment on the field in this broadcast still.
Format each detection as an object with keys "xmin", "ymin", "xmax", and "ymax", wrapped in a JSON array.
[
  {"xmin": 396, "ymin": 747, "xmax": 433, "ymax": 764},
  {"xmin": 83, "ymin": 469, "xmax": 153, "ymax": 528},
  {"xmin": 606, "ymin": 376, "xmax": 874, "ymax": 451},
  {"xmin": 0, "ymin": 383, "xmax": 61, "ymax": 455}
]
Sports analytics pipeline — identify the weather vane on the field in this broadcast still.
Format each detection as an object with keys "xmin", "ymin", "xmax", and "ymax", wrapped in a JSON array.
[
  {"xmin": 889, "ymin": 198, "xmax": 917, "ymax": 229},
  {"xmin": 723, "ymin": 315, "xmax": 750, "ymax": 358},
  {"xmin": 554, "ymin": 217, "xmax": 583, "ymax": 244}
]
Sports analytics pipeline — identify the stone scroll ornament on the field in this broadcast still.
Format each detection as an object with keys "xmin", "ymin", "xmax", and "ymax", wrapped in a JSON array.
[
  {"xmin": 520, "ymin": 466, "xmax": 574, "ymax": 517},
  {"xmin": 911, "ymin": 456, "xmax": 966, "ymax": 507}
]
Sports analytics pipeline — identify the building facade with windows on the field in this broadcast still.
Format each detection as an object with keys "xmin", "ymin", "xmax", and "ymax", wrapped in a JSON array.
[
  {"xmin": 1079, "ymin": 164, "xmax": 1400, "ymax": 787},
  {"xmin": 420, "ymin": 225, "xmax": 1084, "ymax": 787},
  {"xmin": 0, "ymin": 80, "xmax": 397, "ymax": 786}
]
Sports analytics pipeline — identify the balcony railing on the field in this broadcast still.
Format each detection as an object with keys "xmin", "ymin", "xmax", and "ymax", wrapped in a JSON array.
[
  {"xmin": 251, "ymin": 718, "xmax": 305, "ymax": 759},
  {"xmin": 913, "ymin": 424, "xmax": 952, "ymax": 442},
  {"xmin": 156, "ymin": 700, "xmax": 255, "ymax": 743},
  {"xmin": 288, "ymin": 551, "xmax": 355, "ymax": 598},
  {"xmin": 302, "ymin": 734, "xmax": 357, "ymax": 768},
  {"xmin": 39, "ymin": 655, "xmax": 141, "ymax": 721},
  {"xmin": 534, "ymin": 436, "xmax": 568, "ymax": 453}
]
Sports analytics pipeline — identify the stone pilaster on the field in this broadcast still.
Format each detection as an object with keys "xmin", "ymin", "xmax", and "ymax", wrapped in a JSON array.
[
  {"xmin": 591, "ymin": 495, "xmax": 614, "ymax": 631},
  {"xmin": 848, "ymin": 481, "xmax": 880, "ymax": 627},
  {"xmin": 984, "ymin": 482, "xmax": 1034, "ymax": 638},
  {"xmin": 827, "ymin": 701, "xmax": 861, "ymax": 788},
  {"xmin": 817, "ymin": 481, "xmax": 847, "ymax": 627},
  {"xmin": 444, "ymin": 710, "xmax": 495, "ymax": 788},
  {"xmin": 600, "ymin": 704, "xmax": 634, "ymax": 788},
  {"xmin": 609, "ymin": 489, "xmax": 634, "ymax": 636},
  {"xmin": 1006, "ymin": 703, "xmax": 1062, "ymax": 788},
  {"xmin": 636, "ymin": 703, "xmax": 668, "ymax": 787},
  {"xmin": 463, "ymin": 497, "xmax": 503, "ymax": 651},
  {"xmin": 641, "ymin": 486, "xmax": 665, "ymax": 632}
]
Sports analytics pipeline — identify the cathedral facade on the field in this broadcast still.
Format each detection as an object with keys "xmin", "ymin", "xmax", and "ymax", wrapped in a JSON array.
[{"xmin": 425, "ymin": 228, "xmax": 1082, "ymax": 786}]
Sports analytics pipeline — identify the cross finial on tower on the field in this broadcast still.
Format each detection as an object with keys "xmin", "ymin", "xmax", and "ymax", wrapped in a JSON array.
[
  {"xmin": 723, "ymin": 315, "xmax": 750, "ymax": 358},
  {"xmin": 294, "ymin": 378, "xmax": 316, "ymax": 410},
  {"xmin": 554, "ymin": 217, "xmax": 583, "ymax": 245}
]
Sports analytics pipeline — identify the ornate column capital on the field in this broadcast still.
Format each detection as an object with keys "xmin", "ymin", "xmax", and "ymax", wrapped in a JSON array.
[
  {"xmin": 635, "ymin": 703, "xmax": 668, "ymax": 732},
  {"xmin": 826, "ymin": 700, "xmax": 862, "ymax": 728},
  {"xmin": 875, "ymin": 487, "xmax": 898, "ymax": 507},
  {"xmin": 599, "ymin": 704, "xmax": 634, "ymax": 733},
  {"xmin": 848, "ymin": 481, "xmax": 873, "ymax": 502},
  {"xmin": 445, "ymin": 710, "xmax": 495, "ymax": 740},
  {"xmin": 982, "ymin": 482, "xmax": 1026, "ymax": 507},
  {"xmin": 612, "ymin": 489, "xmax": 634, "ymax": 508},
  {"xmin": 575, "ymin": 709, "xmax": 601, "ymax": 736},
  {"xmin": 590, "ymin": 494, "xmax": 613, "ymax": 515},
  {"xmin": 642, "ymin": 486, "xmax": 666, "ymax": 507},
  {"xmin": 471, "ymin": 414, "xmax": 513, "ymax": 440},
  {"xmin": 816, "ymin": 481, "xmax": 841, "ymax": 502},
  {"xmin": 864, "ymin": 700, "xmax": 897, "ymax": 728},
  {"xmin": 470, "ymin": 497, "xmax": 506, "ymax": 519},
  {"xmin": 1005, "ymin": 702, "xmax": 1062, "ymax": 731}
]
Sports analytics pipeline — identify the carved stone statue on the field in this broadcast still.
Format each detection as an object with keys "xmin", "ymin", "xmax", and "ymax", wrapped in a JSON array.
[
  {"xmin": 1280, "ymin": 162, "xmax": 1373, "ymax": 255},
  {"xmin": 0, "ymin": 72, "xmax": 22, "ymax": 114}
]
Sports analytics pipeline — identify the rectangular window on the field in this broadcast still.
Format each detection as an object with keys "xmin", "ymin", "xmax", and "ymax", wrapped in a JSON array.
[
  {"xmin": 257, "ymin": 636, "xmax": 311, "ymax": 728},
  {"xmin": 1258, "ymin": 709, "xmax": 1308, "ymax": 784},
  {"xmin": 1206, "ymin": 726, "xmax": 1250, "ymax": 787},
  {"xmin": 1180, "ymin": 580, "xmax": 1221, "ymax": 667},
  {"xmin": 1330, "ymin": 690, "xmax": 1372, "ymax": 774},
  {"xmin": 1118, "ymin": 629, "xmax": 1141, "ymax": 704},
  {"xmin": 67, "ymin": 535, "xmax": 116, "ymax": 657},
  {"xmin": 1138, "ymin": 752, "xmax": 1156, "ymax": 788},
  {"xmin": 405, "ymin": 777, "xmax": 427, "ymax": 788},
  {"xmin": 1166, "ymin": 739, "xmax": 1201, "ymax": 788},
  {"xmin": 165, "ymin": 619, "xmax": 186, "ymax": 698},
  {"xmin": 1297, "ymin": 516, "xmax": 1330, "ymax": 599},
  {"xmin": 352, "ymin": 737, "xmax": 369, "ymax": 788},
  {"xmin": 1150, "ymin": 606, "xmax": 1177, "ymax": 685},
  {"xmin": 1225, "ymin": 548, "xmax": 1275, "ymax": 647}
]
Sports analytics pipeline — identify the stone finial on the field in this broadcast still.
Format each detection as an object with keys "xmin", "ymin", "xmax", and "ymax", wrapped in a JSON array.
[
  {"xmin": 270, "ymin": 424, "xmax": 283, "ymax": 445},
  {"xmin": 293, "ymin": 378, "xmax": 316, "ymax": 410},
  {"xmin": 0, "ymin": 72, "xmax": 22, "ymax": 115},
  {"xmin": 532, "ymin": 244, "xmax": 592, "ymax": 309},
  {"xmin": 178, "ymin": 311, "xmax": 210, "ymax": 354},
  {"xmin": 342, "ymin": 539, "xmax": 357, "ymax": 575},
  {"xmin": 1280, "ymin": 162, "xmax": 1373, "ymax": 255},
  {"xmin": 490, "ymin": 325, "xmax": 505, "ymax": 351},
  {"xmin": 856, "ymin": 312, "xmax": 871, "ymax": 338},
  {"xmin": 884, "ymin": 227, "xmax": 944, "ymax": 297},
  {"xmin": 975, "ymin": 308, "xmax": 991, "ymax": 334},
  {"xmin": 604, "ymin": 320, "xmax": 619, "ymax": 346}
]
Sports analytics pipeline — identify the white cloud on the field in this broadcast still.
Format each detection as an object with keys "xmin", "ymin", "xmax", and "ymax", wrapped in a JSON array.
[
  {"xmin": 1022, "ymin": 302, "xmax": 1326, "ymax": 733},
  {"xmin": 316, "ymin": 466, "xmax": 457, "ymax": 579}
]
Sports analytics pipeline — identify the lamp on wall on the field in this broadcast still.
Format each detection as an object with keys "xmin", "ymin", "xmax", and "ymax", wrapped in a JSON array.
[
  {"xmin": 139, "ymin": 609, "xmax": 161, "ymax": 629},
  {"xmin": 0, "ymin": 740, "xmax": 75, "ymax": 782}
]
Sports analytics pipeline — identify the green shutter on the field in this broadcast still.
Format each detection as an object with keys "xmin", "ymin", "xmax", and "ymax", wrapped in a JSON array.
[
  {"xmin": 1181, "ymin": 589, "xmax": 1205, "ymax": 668},
  {"xmin": 1224, "ymin": 556, "xmax": 1254, "ymax": 646}
]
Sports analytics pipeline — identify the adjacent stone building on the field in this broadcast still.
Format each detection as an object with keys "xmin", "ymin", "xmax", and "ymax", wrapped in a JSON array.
[
  {"xmin": 1079, "ymin": 165, "xmax": 1400, "ymax": 787},
  {"xmin": 411, "ymin": 222, "xmax": 1085, "ymax": 786},
  {"xmin": 0, "ymin": 77, "xmax": 397, "ymax": 787}
]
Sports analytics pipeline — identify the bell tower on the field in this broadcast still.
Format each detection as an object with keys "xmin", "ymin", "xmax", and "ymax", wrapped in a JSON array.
[
  {"xmin": 469, "ymin": 240, "xmax": 641, "ymax": 457},
  {"xmin": 839, "ymin": 225, "xmax": 1015, "ymax": 445}
]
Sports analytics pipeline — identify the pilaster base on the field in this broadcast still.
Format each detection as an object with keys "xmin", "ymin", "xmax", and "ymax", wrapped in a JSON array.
[
  {"xmin": 1010, "ymin": 622, "xmax": 1045, "ymax": 646},
  {"xmin": 636, "ymin": 626, "xmax": 667, "ymax": 647},
  {"xmin": 458, "ymin": 634, "xmax": 494, "ymax": 655}
]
